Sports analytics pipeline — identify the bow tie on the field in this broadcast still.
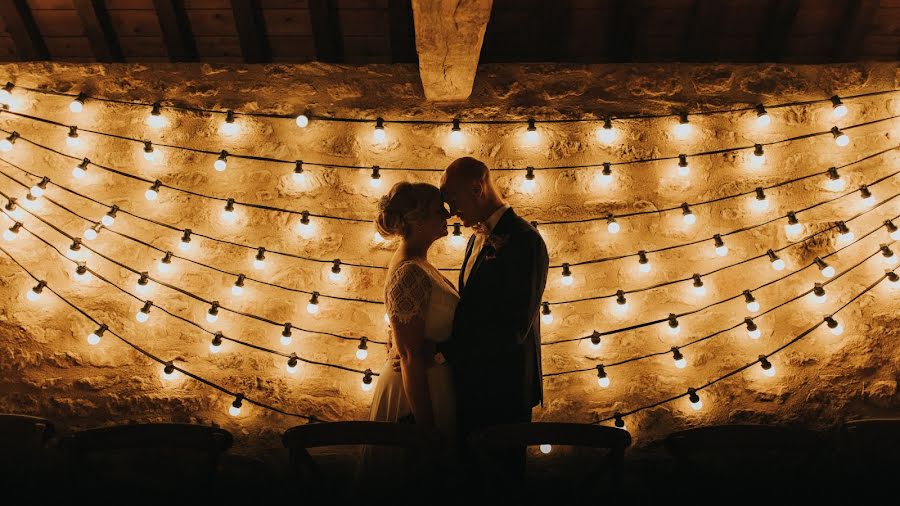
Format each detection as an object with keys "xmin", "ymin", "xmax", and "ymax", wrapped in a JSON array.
[{"xmin": 472, "ymin": 222, "xmax": 490, "ymax": 235}]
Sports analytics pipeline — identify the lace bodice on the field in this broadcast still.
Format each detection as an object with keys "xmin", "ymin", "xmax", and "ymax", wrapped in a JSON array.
[{"xmin": 384, "ymin": 258, "xmax": 459, "ymax": 343}]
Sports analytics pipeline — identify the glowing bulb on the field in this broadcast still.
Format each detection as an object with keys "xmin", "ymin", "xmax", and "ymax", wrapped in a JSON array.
[
  {"xmin": 66, "ymin": 135, "xmax": 80, "ymax": 147},
  {"xmin": 521, "ymin": 179, "xmax": 536, "ymax": 192},
  {"xmin": 450, "ymin": 234, "xmax": 465, "ymax": 247},
  {"xmin": 676, "ymin": 154, "xmax": 689, "ymax": 177},
  {"xmin": 613, "ymin": 301, "xmax": 628, "ymax": 316},
  {"xmin": 561, "ymin": 275, "xmax": 573, "ymax": 286},
  {"xmin": 161, "ymin": 365, "xmax": 177, "ymax": 380},
  {"xmin": 206, "ymin": 313, "xmax": 218, "ymax": 324},
  {"xmin": 683, "ymin": 213, "xmax": 696, "ymax": 225},
  {"xmin": 74, "ymin": 267, "xmax": 91, "ymax": 282},
  {"xmin": 596, "ymin": 117, "xmax": 617, "ymax": 144},
  {"xmin": 715, "ymin": 244, "xmax": 728, "ymax": 257},
  {"xmin": 449, "ymin": 119, "xmax": 464, "ymax": 145},
  {"xmin": 87, "ymin": 332, "xmax": 100, "ymax": 345},
  {"xmin": 747, "ymin": 301, "xmax": 760, "ymax": 312},
  {"xmin": 220, "ymin": 111, "xmax": 239, "ymax": 136},
  {"xmin": 832, "ymin": 126, "xmax": 849, "ymax": 147},
  {"xmin": 72, "ymin": 165, "xmax": 87, "ymax": 180},
  {"xmin": 688, "ymin": 390, "xmax": 703, "ymax": 410},
  {"xmin": 297, "ymin": 216, "xmax": 315, "ymax": 238},
  {"xmin": 222, "ymin": 208, "xmax": 236, "ymax": 223},
  {"xmin": 755, "ymin": 111, "xmax": 770, "ymax": 128},
  {"xmin": 214, "ymin": 158, "xmax": 227, "ymax": 172},
  {"xmin": 287, "ymin": 361, "xmax": 299, "ymax": 374},
  {"xmin": 762, "ymin": 361, "xmax": 776, "ymax": 377},
  {"xmin": 69, "ymin": 95, "xmax": 84, "ymax": 113},
  {"xmin": 839, "ymin": 231, "xmax": 854, "ymax": 244},
  {"xmin": 307, "ymin": 293, "xmax": 320, "ymax": 314},
  {"xmin": 539, "ymin": 444, "xmax": 552, "ymax": 454},
  {"xmin": 292, "ymin": 170, "xmax": 307, "ymax": 185},
  {"xmin": 147, "ymin": 113, "xmax": 166, "ymax": 129},
  {"xmin": 750, "ymin": 144, "xmax": 766, "ymax": 167},
  {"xmin": 693, "ymin": 284, "xmax": 706, "ymax": 296},
  {"xmin": 541, "ymin": 313, "xmax": 553, "ymax": 325},
  {"xmin": 26, "ymin": 285, "xmax": 42, "ymax": 301},
  {"xmin": 231, "ymin": 284, "xmax": 243, "ymax": 297},
  {"xmin": 3, "ymin": 229, "xmax": 17, "ymax": 242},
  {"xmin": 786, "ymin": 222, "xmax": 803, "ymax": 236},
  {"xmin": 674, "ymin": 357, "xmax": 687, "ymax": 369},
  {"xmin": 373, "ymin": 118, "xmax": 386, "ymax": 143},
  {"xmin": 813, "ymin": 285, "xmax": 827, "ymax": 304},
  {"xmin": 0, "ymin": 139, "xmax": 12, "ymax": 152},
  {"xmin": 822, "ymin": 266, "xmax": 835, "ymax": 278},
  {"xmin": 136, "ymin": 310, "xmax": 150, "ymax": 323},
  {"xmin": 826, "ymin": 317, "xmax": 844, "ymax": 336},
  {"xmin": 254, "ymin": 259, "xmax": 266, "ymax": 270},
  {"xmin": 361, "ymin": 373, "xmax": 374, "ymax": 392},
  {"xmin": 674, "ymin": 113, "xmax": 692, "ymax": 139},
  {"xmin": 748, "ymin": 328, "xmax": 761, "ymax": 340},
  {"xmin": 145, "ymin": 189, "xmax": 158, "ymax": 201},
  {"xmin": 210, "ymin": 338, "xmax": 222, "ymax": 354},
  {"xmin": 831, "ymin": 96, "xmax": 848, "ymax": 119},
  {"xmin": 373, "ymin": 231, "xmax": 385, "ymax": 243},
  {"xmin": 229, "ymin": 404, "xmax": 241, "ymax": 417},
  {"xmin": 524, "ymin": 129, "xmax": 539, "ymax": 144},
  {"xmin": 690, "ymin": 398, "xmax": 702, "ymax": 410},
  {"xmin": 597, "ymin": 163, "xmax": 613, "ymax": 185},
  {"xmin": 607, "ymin": 219, "xmax": 620, "ymax": 234},
  {"xmin": 29, "ymin": 185, "xmax": 44, "ymax": 198},
  {"xmin": 296, "ymin": 114, "xmax": 309, "ymax": 128},
  {"xmin": 370, "ymin": 177, "xmax": 382, "ymax": 189},
  {"xmin": 598, "ymin": 376, "xmax": 610, "ymax": 388},
  {"xmin": 826, "ymin": 179, "xmax": 845, "ymax": 192},
  {"xmin": 752, "ymin": 198, "xmax": 769, "ymax": 212},
  {"xmin": 771, "ymin": 258, "xmax": 785, "ymax": 271}
]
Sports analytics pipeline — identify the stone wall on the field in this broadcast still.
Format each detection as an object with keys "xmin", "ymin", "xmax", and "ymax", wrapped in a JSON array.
[{"xmin": 0, "ymin": 62, "xmax": 898, "ymax": 464}]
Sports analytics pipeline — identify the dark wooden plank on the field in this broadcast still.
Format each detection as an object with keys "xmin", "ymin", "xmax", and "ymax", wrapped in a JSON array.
[
  {"xmin": 533, "ymin": 0, "xmax": 572, "ymax": 61},
  {"xmin": 0, "ymin": 0, "xmax": 49, "ymax": 60},
  {"xmin": 231, "ymin": 0, "xmax": 270, "ymax": 62},
  {"xmin": 832, "ymin": 0, "xmax": 879, "ymax": 61},
  {"xmin": 682, "ymin": 0, "xmax": 727, "ymax": 61},
  {"xmin": 757, "ymin": 0, "xmax": 800, "ymax": 62},
  {"xmin": 153, "ymin": 0, "xmax": 197, "ymax": 60},
  {"xmin": 74, "ymin": 0, "xmax": 124, "ymax": 62},
  {"xmin": 308, "ymin": 0, "xmax": 343, "ymax": 62},
  {"xmin": 387, "ymin": 0, "xmax": 414, "ymax": 62},
  {"xmin": 608, "ymin": 0, "xmax": 643, "ymax": 62}
]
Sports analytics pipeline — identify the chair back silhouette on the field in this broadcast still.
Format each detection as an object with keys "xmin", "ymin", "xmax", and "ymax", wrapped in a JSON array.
[
  {"xmin": 664, "ymin": 424, "xmax": 830, "ymax": 494},
  {"xmin": 63, "ymin": 423, "xmax": 232, "ymax": 497},
  {"xmin": 0, "ymin": 414, "xmax": 55, "ymax": 490},
  {"xmin": 467, "ymin": 422, "xmax": 631, "ymax": 501},
  {"xmin": 282, "ymin": 421, "xmax": 443, "ymax": 500}
]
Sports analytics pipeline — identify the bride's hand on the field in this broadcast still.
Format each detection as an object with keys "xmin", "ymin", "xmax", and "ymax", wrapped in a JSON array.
[{"xmin": 387, "ymin": 328, "xmax": 402, "ymax": 372}]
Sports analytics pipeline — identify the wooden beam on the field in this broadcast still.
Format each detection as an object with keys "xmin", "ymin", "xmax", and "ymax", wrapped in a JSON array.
[
  {"xmin": 0, "ymin": 0, "xmax": 49, "ymax": 61},
  {"xmin": 388, "ymin": 0, "xmax": 415, "ymax": 63},
  {"xmin": 74, "ymin": 0, "xmax": 123, "ymax": 62},
  {"xmin": 831, "ymin": 0, "xmax": 878, "ymax": 61},
  {"xmin": 152, "ymin": 0, "xmax": 197, "ymax": 62},
  {"xmin": 411, "ymin": 0, "xmax": 492, "ymax": 102},
  {"xmin": 757, "ymin": 0, "xmax": 800, "ymax": 62},
  {"xmin": 534, "ymin": 0, "xmax": 572, "ymax": 61},
  {"xmin": 682, "ymin": 0, "xmax": 726, "ymax": 61},
  {"xmin": 608, "ymin": 0, "xmax": 642, "ymax": 62},
  {"xmin": 308, "ymin": 0, "xmax": 343, "ymax": 63},
  {"xmin": 231, "ymin": 0, "xmax": 270, "ymax": 63}
]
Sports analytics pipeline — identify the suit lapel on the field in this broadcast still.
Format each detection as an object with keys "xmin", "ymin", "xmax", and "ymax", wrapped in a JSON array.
[
  {"xmin": 459, "ymin": 232, "xmax": 477, "ymax": 290},
  {"xmin": 462, "ymin": 208, "xmax": 517, "ymax": 295}
]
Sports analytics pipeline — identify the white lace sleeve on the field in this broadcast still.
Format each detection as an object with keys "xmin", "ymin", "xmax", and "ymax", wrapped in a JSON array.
[{"xmin": 385, "ymin": 262, "xmax": 432, "ymax": 325}]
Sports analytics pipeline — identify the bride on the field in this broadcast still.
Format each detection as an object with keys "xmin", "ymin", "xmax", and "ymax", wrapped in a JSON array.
[{"xmin": 356, "ymin": 182, "xmax": 459, "ymax": 487}]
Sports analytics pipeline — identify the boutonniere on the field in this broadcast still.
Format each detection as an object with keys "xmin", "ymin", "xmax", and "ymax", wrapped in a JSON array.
[{"xmin": 483, "ymin": 233, "xmax": 510, "ymax": 261}]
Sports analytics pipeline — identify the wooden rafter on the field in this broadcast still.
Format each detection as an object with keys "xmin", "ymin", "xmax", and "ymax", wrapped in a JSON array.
[
  {"xmin": 308, "ymin": 0, "xmax": 343, "ymax": 63},
  {"xmin": 152, "ymin": 0, "xmax": 197, "ymax": 62},
  {"xmin": 0, "ymin": 0, "xmax": 49, "ymax": 61},
  {"xmin": 758, "ymin": 0, "xmax": 800, "ymax": 62},
  {"xmin": 74, "ymin": 0, "xmax": 123, "ymax": 62},
  {"xmin": 231, "ymin": 0, "xmax": 270, "ymax": 63}
]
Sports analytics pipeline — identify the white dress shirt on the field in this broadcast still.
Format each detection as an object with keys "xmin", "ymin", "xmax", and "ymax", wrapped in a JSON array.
[{"xmin": 463, "ymin": 203, "xmax": 510, "ymax": 285}]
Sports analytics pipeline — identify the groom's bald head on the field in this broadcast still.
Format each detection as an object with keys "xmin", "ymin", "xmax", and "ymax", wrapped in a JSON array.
[{"xmin": 440, "ymin": 157, "xmax": 503, "ymax": 227}]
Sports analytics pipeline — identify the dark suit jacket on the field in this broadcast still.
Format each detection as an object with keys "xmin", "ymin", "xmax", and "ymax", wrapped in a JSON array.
[{"xmin": 437, "ymin": 207, "xmax": 548, "ymax": 424}]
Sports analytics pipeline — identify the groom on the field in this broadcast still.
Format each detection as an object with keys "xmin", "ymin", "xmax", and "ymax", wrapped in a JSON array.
[{"xmin": 436, "ymin": 156, "xmax": 548, "ymax": 480}]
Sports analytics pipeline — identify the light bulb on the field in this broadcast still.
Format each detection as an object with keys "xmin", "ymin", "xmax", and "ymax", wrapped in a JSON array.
[
  {"xmin": 750, "ymin": 144, "xmax": 766, "ymax": 167},
  {"xmin": 674, "ymin": 113, "xmax": 692, "ymax": 139},
  {"xmin": 715, "ymin": 245, "xmax": 728, "ymax": 257},
  {"xmin": 286, "ymin": 361, "xmax": 299, "ymax": 374},
  {"xmin": 26, "ymin": 282, "xmax": 44, "ymax": 301},
  {"xmin": 541, "ymin": 302, "xmax": 553, "ymax": 324},
  {"xmin": 826, "ymin": 316, "xmax": 844, "ymax": 336},
  {"xmin": 613, "ymin": 301, "xmax": 628, "ymax": 316},
  {"xmin": 747, "ymin": 300, "xmax": 760, "ymax": 312},
  {"xmin": 210, "ymin": 335, "xmax": 223, "ymax": 353},
  {"xmin": 693, "ymin": 285, "xmax": 706, "ymax": 296},
  {"xmin": 161, "ymin": 364, "xmax": 177, "ymax": 380},
  {"xmin": 66, "ymin": 135, "xmax": 80, "ymax": 147},
  {"xmin": 449, "ymin": 119, "xmax": 464, "ymax": 145},
  {"xmin": 232, "ymin": 275, "xmax": 245, "ymax": 296},
  {"xmin": 292, "ymin": 168, "xmax": 307, "ymax": 185},
  {"xmin": 356, "ymin": 348, "xmax": 368, "ymax": 360},
  {"xmin": 831, "ymin": 96, "xmax": 848, "ymax": 119},
  {"xmin": 597, "ymin": 163, "xmax": 613, "ymax": 185},
  {"xmin": 297, "ymin": 213, "xmax": 314, "ymax": 238},
  {"xmin": 754, "ymin": 104, "xmax": 770, "ymax": 128},
  {"xmin": 541, "ymin": 313, "xmax": 553, "ymax": 325},
  {"xmin": 3, "ymin": 229, "xmax": 17, "ymax": 242},
  {"xmin": 677, "ymin": 154, "xmax": 689, "ymax": 176},
  {"xmin": 690, "ymin": 398, "xmax": 702, "ymax": 410},
  {"xmin": 772, "ymin": 258, "xmax": 785, "ymax": 270},
  {"xmin": 74, "ymin": 266, "xmax": 91, "ymax": 282},
  {"xmin": 222, "ymin": 208, "xmax": 236, "ymax": 223},
  {"xmin": 296, "ymin": 114, "xmax": 309, "ymax": 128},
  {"xmin": 69, "ymin": 95, "xmax": 85, "ymax": 113},
  {"xmin": 214, "ymin": 156, "xmax": 227, "ymax": 172},
  {"xmin": 145, "ymin": 188, "xmax": 159, "ymax": 201},
  {"xmin": 674, "ymin": 351, "xmax": 687, "ymax": 368},
  {"xmin": 307, "ymin": 292, "xmax": 320, "ymax": 314},
  {"xmin": 598, "ymin": 376, "xmax": 610, "ymax": 388},
  {"xmin": 561, "ymin": 275, "xmax": 573, "ymax": 286},
  {"xmin": 786, "ymin": 222, "xmax": 803, "ymax": 236},
  {"xmin": 87, "ymin": 332, "xmax": 101, "ymax": 345},
  {"xmin": 136, "ymin": 310, "xmax": 150, "ymax": 323},
  {"xmin": 72, "ymin": 164, "xmax": 87, "ymax": 179},
  {"xmin": 254, "ymin": 259, "xmax": 265, "ymax": 270},
  {"xmin": 638, "ymin": 252, "xmax": 651, "ymax": 273},
  {"xmin": 524, "ymin": 118, "xmax": 539, "ymax": 144},
  {"xmin": 607, "ymin": 218, "xmax": 620, "ymax": 234},
  {"xmin": 147, "ymin": 111, "xmax": 166, "ymax": 129},
  {"xmin": 220, "ymin": 111, "xmax": 239, "ymax": 136},
  {"xmin": 752, "ymin": 196, "xmax": 769, "ymax": 212},
  {"xmin": 522, "ymin": 179, "xmax": 536, "ymax": 192},
  {"xmin": 373, "ymin": 117, "xmax": 386, "ymax": 143},
  {"xmin": 822, "ymin": 265, "xmax": 835, "ymax": 278},
  {"xmin": 0, "ymin": 140, "xmax": 11, "ymax": 152},
  {"xmin": 813, "ymin": 284, "xmax": 827, "ymax": 304},
  {"xmin": 831, "ymin": 126, "xmax": 849, "ymax": 147},
  {"xmin": 688, "ymin": 389, "xmax": 702, "ymax": 410},
  {"xmin": 825, "ymin": 178, "xmax": 846, "ymax": 192},
  {"xmin": 29, "ymin": 185, "xmax": 44, "ymax": 199},
  {"xmin": 229, "ymin": 403, "xmax": 241, "ymax": 417},
  {"xmin": 596, "ymin": 117, "xmax": 617, "ymax": 144},
  {"xmin": 330, "ymin": 260, "xmax": 344, "ymax": 283},
  {"xmin": 539, "ymin": 444, "xmax": 552, "ymax": 454},
  {"xmin": 361, "ymin": 371, "xmax": 374, "ymax": 392},
  {"xmin": 683, "ymin": 213, "xmax": 696, "ymax": 225},
  {"xmin": 450, "ymin": 234, "xmax": 465, "ymax": 247}
]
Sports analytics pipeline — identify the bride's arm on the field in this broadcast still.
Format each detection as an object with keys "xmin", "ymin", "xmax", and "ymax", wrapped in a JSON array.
[{"xmin": 392, "ymin": 316, "xmax": 435, "ymax": 427}]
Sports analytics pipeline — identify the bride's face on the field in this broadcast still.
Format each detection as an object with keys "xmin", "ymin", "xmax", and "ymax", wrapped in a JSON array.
[{"xmin": 409, "ymin": 197, "xmax": 451, "ymax": 243}]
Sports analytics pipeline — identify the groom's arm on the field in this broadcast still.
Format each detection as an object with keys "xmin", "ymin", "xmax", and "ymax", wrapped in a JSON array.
[{"xmin": 439, "ymin": 229, "xmax": 548, "ymax": 364}]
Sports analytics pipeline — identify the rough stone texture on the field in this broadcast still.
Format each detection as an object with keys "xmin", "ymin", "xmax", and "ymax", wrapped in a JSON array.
[
  {"xmin": 412, "ymin": 0, "xmax": 492, "ymax": 102},
  {"xmin": 0, "ymin": 62, "xmax": 898, "ymax": 465}
]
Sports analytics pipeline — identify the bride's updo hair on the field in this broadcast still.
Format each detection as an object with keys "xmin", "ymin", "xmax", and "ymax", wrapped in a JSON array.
[{"xmin": 375, "ymin": 182, "xmax": 441, "ymax": 238}]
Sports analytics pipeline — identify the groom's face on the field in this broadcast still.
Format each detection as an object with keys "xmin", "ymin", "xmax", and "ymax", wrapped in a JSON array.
[{"xmin": 440, "ymin": 175, "xmax": 480, "ymax": 227}]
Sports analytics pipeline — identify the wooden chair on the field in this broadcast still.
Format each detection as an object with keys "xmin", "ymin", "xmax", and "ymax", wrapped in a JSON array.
[
  {"xmin": 62, "ymin": 423, "xmax": 233, "ymax": 498},
  {"xmin": 0, "ymin": 414, "xmax": 55, "ymax": 492},
  {"xmin": 282, "ymin": 421, "xmax": 443, "ymax": 501},
  {"xmin": 664, "ymin": 424, "xmax": 831, "ymax": 496},
  {"xmin": 467, "ymin": 422, "xmax": 632, "ymax": 502}
]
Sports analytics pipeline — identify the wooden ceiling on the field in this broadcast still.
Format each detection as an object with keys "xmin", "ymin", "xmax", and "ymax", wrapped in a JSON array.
[{"xmin": 0, "ymin": 0, "xmax": 896, "ymax": 64}]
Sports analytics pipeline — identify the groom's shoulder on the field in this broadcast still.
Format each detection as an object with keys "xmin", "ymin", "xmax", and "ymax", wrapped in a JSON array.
[{"xmin": 508, "ymin": 212, "xmax": 545, "ymax": 246}]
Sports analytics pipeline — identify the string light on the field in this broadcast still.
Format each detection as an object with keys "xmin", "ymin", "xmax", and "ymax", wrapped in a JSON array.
[
  {"xmin": 231, "ymin": 274, "xmax": 246, "ymax": 296},
  {"xmin": 206, "ymin": 301, "xmax": 220, "ymax": 323},
  {"xmin": 831, "ymin": 126, "xmax": 850, "ymax": 147},
  {"xmin": 4, "ymin": 198, "xmax": 23, "ymax": 220},
  {"xmin": 373, "ymin": 230, "xmax": 385, "ymax": 243},
  {"xmin": 222, "ymin": 198, "xmax": 236, "ymax": 222},
  {"xmin": 681, "ymin": 203, "xmax": 696, "ymax": 225},
  {"xmin": 3, "ymin": 221, "xmax": 21, "ymax": 241},
  {"xmin": 691, "ymin": 273, "xmax": 706, "ymax": 296},
  {"xmin": 145, "ymin": 180, "xmax": 161, "ymax": 201},
  {"xmin": 825, "ymin": 167, "xmax": 846, "ymax": 192},
  {"xmin": 229, "ymin": 394, "xmax": 244, "ymax": 416},
  {"xmin": 26, "ymin": 280, "xmax": 46, "ymax": 301},
  {"xmin": 525, "ymin": 118, "xmax": 539, "ymax": 144},
  {"xmin": 66, "ymin": 126, "xmax": 80, "ymax": 147},
  {"xmin": 254, "ymin": 247, "xmax": 266, "ymax": 270},
  {"xmin": 280, "ymin": 323, "xmax": 293, "ymax": 346},
  {"xmin": 744, "ymin": 290, "xmax": 760, "ymax": 313},
  {"xmin": 540, "ymin": 444, "xmax": 552, "ymax": 454},
  {"xmin": 830, "ymin": 95, "xmax": 848, "ymax": 118},
  {"xmin": 767, "ymin": 249, "xmax": 785, "ymax": 271},
  {"xmin": 754, "ymin": 104, "xmax": 770, "ymax": 127},
  {"xmin": 157, "ymin": 251, "xmax": 173, "ymax": 273},
  {"xmin": 671, "ymin": 347, "xmax": 687, "ymax": 368},
  {"xmin": 674, "ymin": 112, "xmax": 692, "ymax": 139},
  {"xmin": 824, "ymin": 315, "xmax": 844, "ymax": 336},
  {"xmin": 449, "ymin": 118, "xmax": 463, "ymax": 145},
  {"xmin": 814, "ymin": 257, "xmax": 835, "ymax": 278},
  {"xmin": 541, "ymin": 302, "xmax": 553, "ymax": 324},
  {"xmin": 71, "ymin": 158, "xmax": 89, "ymax": 179},
  {"xmin": 286, "ymin": 354, "xmax": 299, "ymax": 373},
  {"xmin": 373, "ymin": 117, "xmax": 386, "ymax": 143},
  {"xmin": 330, "ymin": 259, "xmax": 344, "ymax": 282},
  {"xmin": 69, "ymin": 93, "xmax": 86, "ymax": 113},
  {"xmin": 638, "ymin": 250, "xmax": 651, "ymax": 273},
  {"xmin": 614, "ymin": 412, "xmax": 625, "ymax": 429},
  {"xmin": 606, "ymin": 214, "xmax": 620, "ymax": 234},
  {"xmin": 101, "ymin": 205, "xmax": 118, "ymax": 227},
  {"xmin": 886, "ymin": 271, "xmax": 900, "ymax": 287},
  {"xmin": 561, "ymin": 263, "xmax": 573, "ymax": 286},
  {"xmin": 74, "ymin": 263, "xmax": 91, "ymax": 282},
  {"xmin": 677, "ymin": 154, "xmax": 689, "ymax": 177},
  {"xmin": 296, "ymin": 112, "xmax": 309, "ymax": 128},
  {"xmin": 589, "ymin": 330, "xmax": 602, "ymax": 350},
  {"xmin": 362, "ymin": 369, "xmax": 374, "ymax": 391},
  {"xmin": 29, "ymin": 177, "xmax": 49, "ymax": 198},
  {"xmin": 785, "ymin": 211, "xmax": 803, "ymax": 236},
  {"xmin": 146, "ymin": 102, "xmax": 166, "ymax": 129},
  {"xmin": 859, "ymin": 185, "xmax": 876, "ymax": 207},
  {"xmin": 0, "ymin": 82, "xmax": 13, "ymax": 104},
  {"xmin": 87, "ymin": 323, "xmax": 106, "ymax": 345},
  {"xmin": 751, "ymin": 144, "xmax": 766, "ymax": 167},
  {"xmin": 142, "ymin": 141, "xmax": 158, "ymax": 162},
  {"xmin": 886, "ymin": 220, "xmax": 900, "ymax": 241},
  {"xmin": 813, "ymin": 283, "xmax": 827, "ymax": 304},
  {"xmin": 688, "ymin": 388, "xmax": 703, "ymax": 410},
  {"xmin": 522, "ymin": 166, "xmax": 536, "ymax": 192},
  {"xmin": 161, "ymin": 361, "xmax": 177, "ymax": 380},
  {"xmin": 66, "ymin": 238, "xmax": 86, "ymax": 261},
  {"xmin": 450, "ymin": 223, "xmax": 464, "ymax": 247},
  {"xmin": 356, "ymin": 337, "xmax": 369, "ymax": 360},
  {"xmin": 220, "ymin": 110, "xmax": 238, "ymax": 137},
  {"xmin": 745, "ymin": 318, "xmax": 761, "ymax": 339},
  {"xmin": 596, "ymin": 116, "xmax": 617, "ymax": 144},
  {"xmin": 597, "ymin": 162, "xmax": 613, "ymax": 185},
  {"xmin": 292, "ymin": 160, "xmax": 307, "ymax": 185},
  {"xmin": 370, "ymin": 166, "xmax": 382, "ymax": 188},
  {"xmin": 297, "ymin": 211, "xmax": 314, "ymax": 238},
  {"xmin": 596, "ymin": 365, "xmax": 610, "ymax": 388},
  {"xmin": 136, "ymin": 300, "xmax": 153, "ymax": 323},
  {"xmin": 179, "ymin": 229, "xmax": 192, "ymax": 251},
  {"xmin": 0, "ymin": 131, "xmax": 18, "ymax": 152},
  {"xmin": 214, "ymin": 150, "xmax": 228, "ymax": 171},
  {"xmin": 759, "ymin": 355, "xmax": 776, "ymax": 377},
  {"xmin": 881, "ymin": 244, "xmax": 897, "ymax": 265},
  {"xmin": 614, "ymin": 290, "xmax": 628, "ymax": 315},
  {"xmin": 135, "ymin": 272, "xmax": 150, "ymax": 295},
  {"xmin": 209, "ymin": 332, "xmax": 223, "ymax": 353},
  {"xmin": 752, "ymin": 187, "xmax": 769, "ymax": 211},
  {"xmin": 713, "ymin": 234, "xmax": 728, "ymax": 256},
  {"xmin": 667, "ymin": 313, "xmax": 681, "ymax": 335},
  {"xmin": 837, "ymin": 221, "xmax": 854, "ymax": 243},
  {"xmin": 307, "ymin": 291, "xmax": 320, "ymax": 314}
]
